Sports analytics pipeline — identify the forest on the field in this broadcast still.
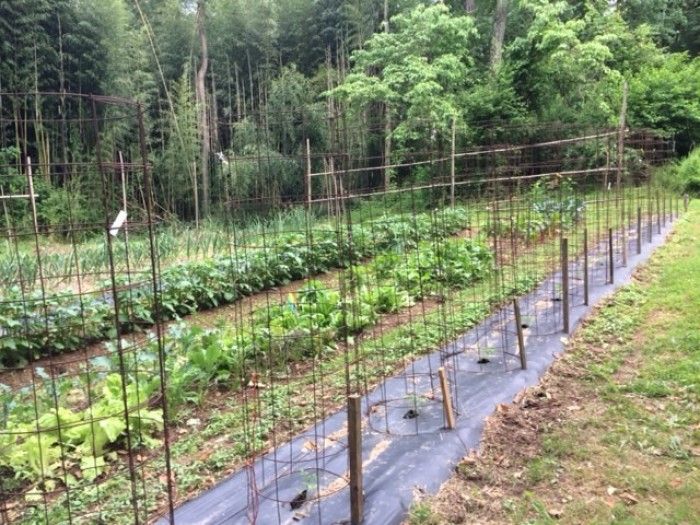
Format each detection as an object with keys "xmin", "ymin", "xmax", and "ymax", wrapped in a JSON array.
[{"xmin": 0, "ymin": 0, "xmax": 699, "ymax": 227}]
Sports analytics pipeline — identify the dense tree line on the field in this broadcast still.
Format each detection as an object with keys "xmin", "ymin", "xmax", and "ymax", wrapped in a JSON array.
[{"xmin": 0, "ymin": 0, "xmax": 698, "ymax": 224}]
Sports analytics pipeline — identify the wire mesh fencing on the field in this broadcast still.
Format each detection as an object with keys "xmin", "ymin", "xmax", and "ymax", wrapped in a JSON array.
[{"xmin": 0, "ymin": 92, "xmax": 680, "ymax": 524}]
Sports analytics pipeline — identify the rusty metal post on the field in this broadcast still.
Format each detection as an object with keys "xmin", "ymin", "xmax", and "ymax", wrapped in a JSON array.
[
  {"xmin": 513, "ymin": 299, "xmax": 527, "ymax": 369},
  {"xmin": 348, "ymin": 394, "xmax": 363, "ymax": 525}
]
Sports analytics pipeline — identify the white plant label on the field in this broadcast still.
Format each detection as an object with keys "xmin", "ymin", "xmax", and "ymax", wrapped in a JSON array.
[{"xmin": 110, "ymin": 210, "xmax": 128, "ymax": 237}]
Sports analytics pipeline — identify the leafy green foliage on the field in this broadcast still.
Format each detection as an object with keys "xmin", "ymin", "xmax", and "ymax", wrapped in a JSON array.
[
  {"xmin": 334, "ymin": 4, "xmax": 479, "ymax": 154},
  {"xmin": 488, "ymin": 179, "xmax": 584, "ymax": 239},
  {"xmin": 0, "ymin": 229, "xmax": 493, "ymax": 490},
  {"xmin": 628, "ymin": 53, "xmax": 700, "ymax": 148},
  {"xmin": 0, "ymin": 208, "xmax": 470, "ymax": 366}
]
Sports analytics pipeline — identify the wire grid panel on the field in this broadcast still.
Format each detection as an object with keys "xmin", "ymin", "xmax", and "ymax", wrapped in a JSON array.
[{"xmin": 0, "ymin": 96, "xmax": 677, "ymax": 525}]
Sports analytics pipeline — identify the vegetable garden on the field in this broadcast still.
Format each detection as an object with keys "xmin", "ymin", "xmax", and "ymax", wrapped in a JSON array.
[{"xmin": 0, "ymin": 93, "xmax": 680, "ymax": 524}]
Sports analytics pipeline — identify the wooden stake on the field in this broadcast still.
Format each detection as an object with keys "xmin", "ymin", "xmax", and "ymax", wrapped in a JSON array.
[
  {"xmin": 561, "ymin": 238, "xmax": 569, "ymax": 333},
  {"xmin": 438, "ymin": 368, "xmax": 456, "ymax": 430},
  {"xmin": 450, "ymin": 117, "xmax": 456, "ymax": 208},
  {"xmin": 684, "ymin": 194, "xmax": 689, "ymax": 213},
  {"xmin": 118, "ymin": 151, "xmax": 129, "ymax": 244},
  {"xmin": 513, "ymin": 299, "xmax": 527, "ymax": 370},
  {"xmin": 348, "ymin": 395, "xmax": 363, "ymax": 525},
  {"xmin": 583, "ymin": 228, "xmax": 589, "ymax": 306},
  {"xmin": 608, "ymin": 228, "xmax": 614, "ymax": 284},
  {"xmin": 636, "ymin": 206, "xmax": 642, "ymax": 255},
  {"xmin": 26, "ymin": 158, "xmax": 40, "ymax": 235},
  {"xmin": 662, "ymin": 190, "xmax": 666, "ymax": 227},
  {"xmin": 305, "ymin": 138, "xmax": 312, "ymax": 208},
  {"xmin": 617, "ymin": 82, "xmax": 628, "ymax": 268}
]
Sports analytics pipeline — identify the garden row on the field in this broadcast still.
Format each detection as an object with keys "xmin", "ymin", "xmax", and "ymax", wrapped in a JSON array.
[
  {"xmin": 0, "ymin": 208, "xmax": 470, "ymax": 367},
  {"xmin": 0, "ymin": 208, "xmax": 313, "ymax": 289},
  {"xmin": 0, "ymin": 234, "xmax": 493, "ymax": 494}
]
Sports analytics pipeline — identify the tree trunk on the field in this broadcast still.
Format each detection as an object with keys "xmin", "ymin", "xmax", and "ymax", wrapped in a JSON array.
[
  {"xmin": 465, "ymin": 0, "xmax": 476, "ymax": 13},
  {"xmin": 490, "ymin": 0, "xmax": 508, "ymax": 70},
  {"xmin": 196, "ymin": 0, "xmax": 210, "ymax": 217}
]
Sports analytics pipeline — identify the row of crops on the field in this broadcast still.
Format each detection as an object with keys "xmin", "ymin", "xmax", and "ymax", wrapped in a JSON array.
[
  {"xmin": 0, "ymin": 234, "xmax": 494, "ymax": 497},
  {"xmin": 0, "ymin": 208, "xmax": 471, "ymax": 366},
  {"xmin": 0, "ymin": 208, "xmax": 314, "ymax": 288}
]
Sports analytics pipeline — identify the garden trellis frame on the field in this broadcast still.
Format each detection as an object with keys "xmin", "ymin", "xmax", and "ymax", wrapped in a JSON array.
[{"xmin": 0, "ymin": 92, "xmax": 679, "ymax": 525}]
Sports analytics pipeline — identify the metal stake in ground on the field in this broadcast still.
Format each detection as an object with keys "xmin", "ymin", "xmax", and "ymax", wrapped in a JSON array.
[
  {"xmin": 438, "ymin": 367, "xmax": 456, "ymax": 429},
  {"xmin": 561, "ymin": 238, "xmax": 569, "ymax": 333},
  {"xmin": 513, "ymin": 299, "xmax": 527, "ymax": 369},
  {"xmin": 348, "ymin": 394, "xmax": 363, "ymax": 525}
]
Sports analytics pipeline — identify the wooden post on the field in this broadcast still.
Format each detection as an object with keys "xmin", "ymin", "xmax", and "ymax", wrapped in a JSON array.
[
  {"xmin": 617, "ymin": 82, "xmax": 628, "ymax": 268},
  {"xmin": 348, "ymin": 394, "xmax": 363, "ymax": 525},
  {"xmin": 513, "ymin": 299, "xmax": 527, "ymax": 370},
  {"xmin": 656, "ymin": 190, "xmax": 661, "ymax": 234},
  {"xmin": 26, "ymin": 157, "xmax": 40, "ymax": 235},
  {"xmin": 306, "ymin": 138, "xmax": 312, "ymax": 207},
  {"xmin": 608, "ymin": 228, "xmax": 614, "ymax": 284},
  {"xmin": 450, "ymin": 117, "xmax": 456, "ymax": 208},
  {"xmin": 118, "ymin": 151, "xmax": 129, "ymax": 244},
  {"xmin": 636, "ymin": 206, "xmax": 642, "ymax": 255},
  {"xmin": 561, "ymin": 238, "xmax": 569, "ymax": 333},
  {"xmin": 662, "ymin": 190, "xmax": 666, "ymax": 227},
  {"xmin": 438, "ymin": 368, "xmax": 456, "ymax": 429},
  {"xmin": 192, "ymin": 160, "xmax": 200, "ymax": 229},
  {"xmin": 675, "ymin": 194, "xmax": 679, "ymax": 219},
  {"xmin": 684, "ymin": 194, "xmax": 689, "ymax": 213},
  {"xmin": 648, "ymin": 195, "xmax": 653, "ymax": 242},
  {"xmin": 583, "ymin": 228, "xmax": 589, "ymax": 306}
]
